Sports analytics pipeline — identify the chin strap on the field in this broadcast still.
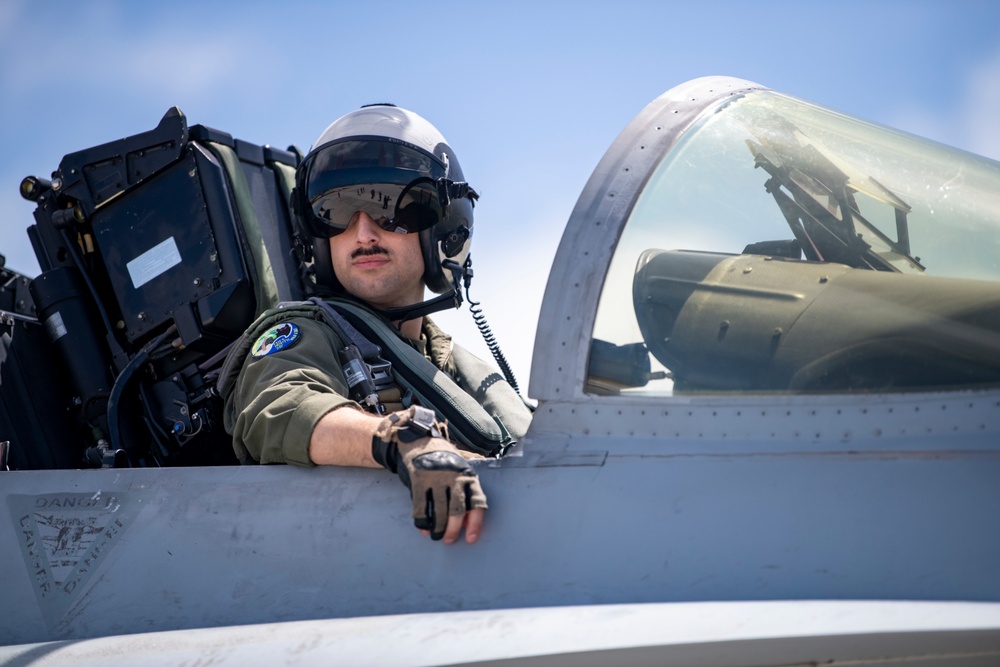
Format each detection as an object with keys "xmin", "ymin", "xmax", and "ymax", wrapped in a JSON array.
[{"xmin": 381, "ymin": 259, "xmax": 467, "ymax": 323}]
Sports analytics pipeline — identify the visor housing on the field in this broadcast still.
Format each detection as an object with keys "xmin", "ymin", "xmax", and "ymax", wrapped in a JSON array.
[{"xmin": 303, "ymin": 138, "xmax": 448, "ymax": 236}]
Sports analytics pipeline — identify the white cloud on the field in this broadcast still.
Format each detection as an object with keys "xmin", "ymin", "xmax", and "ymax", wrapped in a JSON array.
[
  {"xmin": 0, "ymin": 0, "xmax": 23, "ymax": 37},
  {"xmin": 0, "ymin": 3, "xmax": 110, "ymax": 96},
  {"xmin": 962, "ymin": 48, "xmax": 1000, "ymax": 161},
  {"xmin": 887, "ymin": 45, "xmax": 1000, "ymax": 162},
  {"xmin": 124, "ymin": 37, "xmax": 244, "ymax": 96},
  {"xmin": 0, "ymin": 5, "xmax": 274, "ymax": 104}
]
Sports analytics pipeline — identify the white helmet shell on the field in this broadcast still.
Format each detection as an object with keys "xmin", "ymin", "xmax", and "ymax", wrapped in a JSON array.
[{"xmin": 296, "ymin": 104, "xmax": 476, "ymax": 295}]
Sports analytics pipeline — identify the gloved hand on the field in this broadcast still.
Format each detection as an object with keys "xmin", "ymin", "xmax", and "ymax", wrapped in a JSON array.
[{"xmin": 371, "ymin": 406, "xmax": 488, "ymax": 540}]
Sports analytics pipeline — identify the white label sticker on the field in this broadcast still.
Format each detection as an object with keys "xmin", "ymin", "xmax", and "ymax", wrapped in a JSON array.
[
  {"xmin": 43, "ymin": 311, "xmax": 68, "ymax": 342},
  {"xmin": 126, "ymin": 237, "xmax": 182, "ymax": 289}
]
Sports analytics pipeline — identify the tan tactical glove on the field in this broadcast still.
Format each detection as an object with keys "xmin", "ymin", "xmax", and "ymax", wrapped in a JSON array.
[{"xmin": 371, "ymin": 406, "xmax": 488, "ymax": 540}]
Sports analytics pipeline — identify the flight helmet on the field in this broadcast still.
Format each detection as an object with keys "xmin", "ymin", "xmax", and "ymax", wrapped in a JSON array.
[{"xmin": 294, "ymin": 104, "xmax": 478, "ymax": 296}]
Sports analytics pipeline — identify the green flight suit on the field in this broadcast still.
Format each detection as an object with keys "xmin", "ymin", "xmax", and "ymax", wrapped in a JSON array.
[{"xmin": 221, "ymin": 301, "xmax": 522, "ymax": 466}]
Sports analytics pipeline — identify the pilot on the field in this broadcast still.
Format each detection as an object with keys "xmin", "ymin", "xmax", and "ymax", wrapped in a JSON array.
[{"xmin": 219, "ymin": 104, "xmax": 531, "ymax": 545}]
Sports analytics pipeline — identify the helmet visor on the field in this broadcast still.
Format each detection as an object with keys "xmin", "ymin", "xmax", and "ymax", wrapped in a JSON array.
[
  {"xmin": 310, "ymin": 178, "xmax": 444, "ymax": 235},
  {"xmin": 304, "ymin": 138, "xmax": 448, "ymax": 236}
]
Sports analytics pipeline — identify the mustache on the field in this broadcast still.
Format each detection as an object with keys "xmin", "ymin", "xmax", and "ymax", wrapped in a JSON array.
[{"xmin": 351, "ymin": 246, "xmax": 390, "ymax": 260}]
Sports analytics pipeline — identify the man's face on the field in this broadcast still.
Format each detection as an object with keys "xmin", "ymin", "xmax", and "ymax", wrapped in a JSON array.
[{"xmin": 329, "ymin": 211, "xmax": 426, "ymax": 309}]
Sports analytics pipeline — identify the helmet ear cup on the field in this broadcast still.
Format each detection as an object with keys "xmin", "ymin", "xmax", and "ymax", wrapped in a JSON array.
[
  {"xmin": 289, "ymin": 184, "xmax": 338, "ymax": 294},
  {"xmin": 420, "ymin": 215, "xmax": 472, "ymax": 293},
  {"xmin": 441, "ymin": 225, "xmax": 471, "ymax": 259},
  {"xmin": 311, "ymin": 236, "xmax": 343, "ymax": 294},
  {"xmin": 419, "ymin": 151, "xmax": 475, "ymax": 294},
  {"xmin": 420, "ymin": 227, "xmax": 445, "ymax": 293}
]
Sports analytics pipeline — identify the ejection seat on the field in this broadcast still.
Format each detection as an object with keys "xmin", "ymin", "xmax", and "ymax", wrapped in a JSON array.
[{"xmin": 2, "ymin": 108, "xmax": 306, "ymax": 469}]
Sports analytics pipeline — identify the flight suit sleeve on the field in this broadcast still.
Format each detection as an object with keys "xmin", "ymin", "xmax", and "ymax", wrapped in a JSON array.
[{"xmin": 228, "ymin": 317, "xmax": 359, "ymax": 465}]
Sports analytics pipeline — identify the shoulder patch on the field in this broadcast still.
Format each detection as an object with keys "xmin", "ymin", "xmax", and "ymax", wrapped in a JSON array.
[{"xmin": 251, "ymin": 322, "xmax": 301, "ymax": 358}]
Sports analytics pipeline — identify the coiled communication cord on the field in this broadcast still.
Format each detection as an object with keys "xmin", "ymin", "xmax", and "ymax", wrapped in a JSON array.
[{"xmin": 464, "ymin": 282, "xmax": 520, "ymax": 395}]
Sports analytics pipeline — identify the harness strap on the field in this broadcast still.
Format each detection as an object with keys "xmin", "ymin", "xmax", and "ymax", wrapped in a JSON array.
[
  {"xmin": 330, "ymin": 299, "xmax": 513, "ymax": 456},
  {"xmin": 307, "ymin": 297, "xmax": 383, "ymax": 363}
]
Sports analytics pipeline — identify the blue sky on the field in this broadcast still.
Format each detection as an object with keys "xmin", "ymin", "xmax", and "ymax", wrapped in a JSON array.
[{"xmin": 2, "ymin": 0, "xmax": 999, "ymax": 387}]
